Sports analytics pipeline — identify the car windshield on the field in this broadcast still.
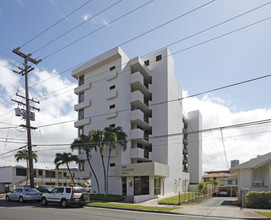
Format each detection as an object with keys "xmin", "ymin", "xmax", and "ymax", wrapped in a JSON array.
[{"xmin": 25, "ymin": 188, "xmax": 39, "ymax": 192}]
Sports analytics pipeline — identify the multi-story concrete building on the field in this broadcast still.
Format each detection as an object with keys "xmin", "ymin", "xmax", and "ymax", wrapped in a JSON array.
[{"xmin": 72, "ymin": 47, "xmax": 202, "ymax": 202}]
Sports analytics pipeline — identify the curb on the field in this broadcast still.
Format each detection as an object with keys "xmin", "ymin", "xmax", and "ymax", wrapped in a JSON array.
[{"xmin": 86, "ymin": 205, "xmax": 256, "ymax": 219}]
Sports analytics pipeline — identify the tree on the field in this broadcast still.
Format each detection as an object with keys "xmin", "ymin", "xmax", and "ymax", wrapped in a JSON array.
[
  {"xmin": 71, "ymin": 134, "xmax": 100, "ymax": 194},
  {"xmin": 104, "ymin": 126, "xmax": 127, "ymax": 195},
  {"xmin": 54, "ymin": 152, "xmax": 78, "ymax": 185},
  {"xmin": 89, "ymin": 129, "xmax": 107, "ymax": 196},
  {"xmin": 14, "ymin": 149, "xmax": 38, "ymax": 186}
]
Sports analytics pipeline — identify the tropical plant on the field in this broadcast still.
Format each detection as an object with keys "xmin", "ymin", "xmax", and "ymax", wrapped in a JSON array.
[
  {"xmin": 89, "ymin": 129, "xmax": 107, "ymax": 196},
  {"xmin": 14, "ymin": 149, "xmax": 38, "ymax": 186},
  {"xmin": 104, "ymin": 126, "xmax": 127, "ymax": 195},
  {"xmin": 54, "ymin": 152, "xmax": 78, "ymax": 185},
  {"xmin": 71, "ymin": 134, "xmax": 100, "ymax": 194}
]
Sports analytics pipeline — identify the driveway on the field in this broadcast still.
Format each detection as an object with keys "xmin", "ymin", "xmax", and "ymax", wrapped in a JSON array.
[{"xmin": 172, "ymin": 197, "xmax": 266, "ymax": 219}]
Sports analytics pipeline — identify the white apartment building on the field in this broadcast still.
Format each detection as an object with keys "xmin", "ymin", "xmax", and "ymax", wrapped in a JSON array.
[{"xmin": 72, "ymin": 47, "xmax": 202, "ymax": 202}]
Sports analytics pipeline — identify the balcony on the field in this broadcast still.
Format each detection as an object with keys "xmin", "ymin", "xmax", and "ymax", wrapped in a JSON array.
[
  {"xmin": 107, "ymin": 89, "xmax": 117, "ymax": 100},
  {"xmin": 74, "ymin": 100, "xmax": 91, "ymax": 111},
  {"xmin": 131, "ymin": 72, "xmax": 152, "ymax": 100},
  {"xmin": 74, "ymin": 83, "xmax": 91, "ymax": 94},
  {"xmin": 130, "ymin": 91, "xmax": 152, "ymax": 116},
  {"xmin": 130, "ymin": 110, "xmax": 151, "ymax": 132},
  {"xmin": 74, "ymin": 118, "xmax": 91, "ymax": 128},
  {"xmin": 183, "ymin": 146, "xmax": 188, "ymax": 155},
  {"xmin": 130, "ymin": 129, "xmax": 151, "ymax": 146},
  {"xmin": 183, "ymin": 138, "xmax": 188, "ymax": 146},
  {"xmin": 130, "ymin": 57, "xmax": 151, "ymax": 83},
  {"xmin": 107, "ymin": 69, "xmax": 117, "ymax": 81}
]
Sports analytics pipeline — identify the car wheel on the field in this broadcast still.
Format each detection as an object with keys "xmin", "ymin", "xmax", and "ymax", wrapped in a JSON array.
[
  {"xmin": 5, "ymin": 195, "xmax": 10, "ymax": 201},
  {"xmin": 19, "ymin": 196, "xmax": 24, "ymax": 203},
  {"xmin": 41, "ymin": 197, "xmax": 47, "ymax": 206},
  {"xmin": 61, "ymin": 199, "xmax": 68, "ymax": 208}
]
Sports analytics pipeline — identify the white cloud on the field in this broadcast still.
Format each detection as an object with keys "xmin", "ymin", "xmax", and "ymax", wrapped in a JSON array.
[
  {"xmin": 81, "ymin": 13, "xmax": 110, "ymax": 26},
  {"xmin": 182, "ymin": 90, "xmax": 271, "ymax": 172}
]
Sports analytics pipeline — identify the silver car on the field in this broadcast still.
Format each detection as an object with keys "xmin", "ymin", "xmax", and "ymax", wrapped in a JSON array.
[{"xmin": 6, "ymin": 188, "xmax": 42, "ymax": 203}]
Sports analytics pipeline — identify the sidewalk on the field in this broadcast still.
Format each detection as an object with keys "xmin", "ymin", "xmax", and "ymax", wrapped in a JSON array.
[{"xmin": 132, "ymin": 196, "xmax": 269, "ymax": 219}]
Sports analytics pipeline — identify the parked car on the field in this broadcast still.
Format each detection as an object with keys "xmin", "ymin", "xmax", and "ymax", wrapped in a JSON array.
[
  {"xmin": 218, "ymin": 189, "xmax": 229, "ymax": 196},
  {"xmin": 41, "ymin": 186, "xmax": 89, "ymax": 208},
  {"xmin": 6, "ymin": 188, "xmax": 42, "ymax": 202},
  {"xmin": 37, "ymin": 185, "xmax": 52, "ymax": 193},
  {"xmin": 85, "ymin": 184, "xmax": 91, "ymax": 193}
]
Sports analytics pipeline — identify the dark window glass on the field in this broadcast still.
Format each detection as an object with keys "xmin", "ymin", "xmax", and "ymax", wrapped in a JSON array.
[
  {"xmin": 57, "ymin": 188, "xmax": 64, "ymax": 193},
  {"xmin": 110, "ymin": 104, "xmax": 115, "ymax": 109},
  {"xmin": 79, "ymin": 109, "xmax": 84, "ymax": 120},
  {"xmin": 110, "ymin": 85, "xmax": 115, "ymax": 90},
  {"xmin": 110, "ymin": 163, "xmax": 115, "ymax": 167},
  {"xmin": 110, "ymin": 66, "xmax": 116, "ymax": 71},
  {"xmin": 134, "ymin": 176, "xmax": 149, "ymax": 195},
  {"xmin": 66, "ymin": 188, "xmax": 71, "ymax": 193},
  {"xmin": 144, "ymin": 60, "xmax": 149, "ymax": 66},
  {"xmin": 16, "ymin": 168, "xmax": 26, "ymax": 176},
  {"xmin": 122, "ymin": 177, "xmax": 127, "ymax": 195},
  {"xmin": 79, "ymin": 92, "xmax": 84, "ymax": 103},
  {"xmin": 74, "ymin": 188, "xmax": 85, "ymax": 193},
  {"xmin": 156, "ymin": 54, "xmax": 162, "ymax": 62},
  {"xmin": 79, "ymin": 75, "xmax": 84, "ymax": 86},
  {"xmin": 110, "ymin": 124, "xmax": 115, "ymax": 128},
  {"xmin": 39, "ymin": 170, "xmax": 43, "ymax": 176}
]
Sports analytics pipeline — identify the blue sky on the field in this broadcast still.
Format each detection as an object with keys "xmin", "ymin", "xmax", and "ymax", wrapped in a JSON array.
[{"xmin": 0, "ymin": 0, "xmax": 271, "ymax": 171}]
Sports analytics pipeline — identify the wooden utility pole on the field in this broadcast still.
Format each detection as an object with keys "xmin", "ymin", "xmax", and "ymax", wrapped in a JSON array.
[{"xmin": 12, "ymin": 47, "xmax": 41, "ymax": 188}]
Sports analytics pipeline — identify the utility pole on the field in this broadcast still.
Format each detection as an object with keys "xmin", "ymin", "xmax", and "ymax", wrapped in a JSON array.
[{"xmin": 12, "ymin": 47, "xmax": 41, "ymax": 188}]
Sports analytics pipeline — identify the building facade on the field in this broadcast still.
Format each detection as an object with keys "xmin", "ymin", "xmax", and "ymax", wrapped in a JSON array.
[
  {"xmin": 0, "ymin": 166, "xmax": 87, "ymax": 193},
  {"xmin": 72, "ymin": 47, "xmax": 202, "ymax": 202}
]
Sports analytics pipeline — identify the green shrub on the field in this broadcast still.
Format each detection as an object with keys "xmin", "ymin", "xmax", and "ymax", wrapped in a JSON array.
[
  {"xmin": 198, "ymin": 183, "xmax": 206, "ymax": 191},
  {"xmin": 246, "ymin": 191, "xmax": 271, "ymax": 209}
]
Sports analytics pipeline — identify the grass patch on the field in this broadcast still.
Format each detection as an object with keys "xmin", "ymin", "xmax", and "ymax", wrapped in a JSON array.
[
  {"xmin": 158, "ymin": 192, "xmax": 203, "ymax": 205},
  {"xmin": 255, "ymin": 211, "xmax": 271, "ymax": 218},
  {"xmin": 88, "ymin": 202, "xmax": 178, "ymax": 211},
  {"xmin": 89, "ymin": 194, "xmax": 124, "ymax": 202}
]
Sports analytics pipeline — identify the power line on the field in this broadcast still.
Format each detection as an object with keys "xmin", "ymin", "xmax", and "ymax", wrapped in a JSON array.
[
  {"xmin": 220, "ymin": 128, "xmax": 229, "ymax": 169},
  {"xmin": 20, "ymin": 0, "xmax": 94, "ymax": 48},
  {"xmin": 42, "ymin": 0, "xmax": 155, "ymax": 60},
  {"xmin": 25, "ymin": 1, "xmax": 271, "ymax": 93},
  {"xmin": 32, "ymin": 0, "xmax": 122, "ymax": 54},
  {"xmin": 0, "ymin": 145, "xmax": 26, "ymax": 157}
]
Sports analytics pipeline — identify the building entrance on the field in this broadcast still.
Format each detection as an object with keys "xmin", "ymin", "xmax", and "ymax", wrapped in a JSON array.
[{"xmin": 134, "ymin": 176, "xmax": 149, "ymax": 195}]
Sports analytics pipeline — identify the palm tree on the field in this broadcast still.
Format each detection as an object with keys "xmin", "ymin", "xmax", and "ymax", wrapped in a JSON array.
[
  {"xmin": 54, "ymin": 152, "xmax": 78, "ymax": 185},
  {"xmin": 14, "ymin": 149, "xmax": 38, "ymax": 186},
  {"xmin": 104, "ymin": 126, "xmax": 127, "ymax": 194},
  {"xmin": 89, "ymin": 129, "xmax": 107, "ymax": 195},
  {"xmin": 71, "ymin": 134, "xmax": 100, "ymax": 194}
]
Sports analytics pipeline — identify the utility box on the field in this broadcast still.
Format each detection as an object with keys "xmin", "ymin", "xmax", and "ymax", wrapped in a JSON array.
[
  {"xmin": 30, "ymin": 112, "xmax": 35, "ymax": 121},
  {"xmin": 15, "ymin": 108, "xmax": 22, "ymax": 116}
]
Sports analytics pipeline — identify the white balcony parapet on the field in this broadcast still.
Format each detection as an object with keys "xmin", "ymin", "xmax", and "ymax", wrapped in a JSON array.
[
  {"xmin": 74, "ymin": 100, "xmax": 91, "ymax": 111},
  {"xmin": 107, "ymin": 69, "xmax": 117, "ymax": 81},
  {"xmin": 130, "ymin": 148, "xmax": 144, "ymax": 159},
  {"xmin": 130, "ymin": 57, "xmax": 151, "ymax": 82},
  {"xmin": 74, "ymin": 83, "xmax": 91, "ymax": 94},
  {"xmin": 74, "ymin": 118, "xmax": 91, "ymax": 128},
  {"xmin": 107, "ymin": 90, "xmax": 117, "ymax": 100},
  {"xmin": 130, "ymin": 72, "xmax": 151, "ymax": 99}
]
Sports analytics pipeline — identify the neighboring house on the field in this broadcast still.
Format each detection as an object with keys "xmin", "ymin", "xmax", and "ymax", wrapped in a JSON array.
[
  {"xmin": 0, "ymin": 166, "xmax": 88, "ymax": 193},
  {"xmin": 202, "ymin": 170, "xmax": 231, "ymax": 186},
  {"xmin": 72, "ymin": 47, "xmax": 202, "ymax": 202},
  {"xmin": 230, "ymin": 152, "xmax": 271, "ymax": 194}
]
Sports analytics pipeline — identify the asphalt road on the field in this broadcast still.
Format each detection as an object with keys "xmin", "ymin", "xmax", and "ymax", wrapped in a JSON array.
[{"xmin": 0, "ymin": 199, "xmax": 239, "ymax": 220}]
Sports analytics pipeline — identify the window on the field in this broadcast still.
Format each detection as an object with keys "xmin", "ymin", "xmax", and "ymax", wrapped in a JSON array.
[
  {"xmin": 38, "ymin": 170, "xmax": 43, "ymax": 176},
  {"xmin": 16, "ymin": 168, "xmax": 26, "ymax": 176},
  {"xmin": 110, "ymin": 85, "xmax": 115, "ymax": 90},
  {"xmin": 204, "ymin": 177, "xmax": 209, "ymax": 182},
  {"xmin": 110, "ymin": 66, "xmax": 116, "ymax": 71},
  {"xmin": 144, "ymin": 60, "xmax": 149, "ymax": 66},
  {"xmin": 66, "ymin": 188, "xmax": 71, "ymax": 193},
  {"xmin": 154, "ymin": 177, "xmax": 161, "ymax": 195},
  {"xmin": 79, "ymin": 109, "xmax": 84, "ymax": 120},
  {"xmin": 63, "ymin": 172, "xmax": 67, "ymax": 177},
  {"xmin": 228, "ymin": 180, "xmax": 233, "ymax": 185},
  {"xmin": 110, "ymin": 124, "xmax": 115, "ymax": 128},
  {"xmin": 79, "ymin": 161, "xmax": 85, "ymax": 171},
  {"xmin": 156, "ymin": 54, "xmax": 162, "ymax": 62},
  {"xmin": 213, "ymin": 177, "xmax": 217, "ymax": 180},
  {"xmin": 34, "ymin": 170, "xmax": 36, "ymax": 177},
  {"xmin": 57, "ymin": 188, "xmax": 64, "ymax": 193},
  {"xmin": 78, "ymin": 126, "xmax": 84, "ymax": 137},
  {"xmin": 46, "ymin": 171, "xmax": 55, "ymax": 178},
  {"xmin": 79, "ymin": 92, "xmax": 84, "ymax": 103},
  {"xmin": 122, "ymin": 177, "xmax": 127, "ymax": 195},
  {"xmin": 79, "ymin": 75, "xmax": 84, "ymax": 86},
  {"xmin": 110, "ymin": 163, "xmax": 115, "ymax": 167},
  {"xmin": 134, "ymin": 176, "xmax": 149, "ymax": 195},
  {"xmin": 110, "ymin": 104, "xmax": 115, "ymax": 109}
]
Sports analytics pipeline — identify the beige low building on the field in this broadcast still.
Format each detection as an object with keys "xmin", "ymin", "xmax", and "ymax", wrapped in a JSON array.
[
  {"xmin": 202, "ymin": 170, "xmax": 231, "ymax": 186},
  {"xmin": 0, "ymin": 166, "xmax": 89, "ymax": 193}
]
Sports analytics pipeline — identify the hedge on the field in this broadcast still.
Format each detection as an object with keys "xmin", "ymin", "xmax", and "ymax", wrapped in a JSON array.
[{"xmin": 245, "ymin": 191, "xmax": 271, "ymax": 209}]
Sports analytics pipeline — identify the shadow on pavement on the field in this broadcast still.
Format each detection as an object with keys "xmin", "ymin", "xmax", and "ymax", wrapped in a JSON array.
[{"xmin": 220, "ymin": 199, "xmax": 240, "ymax": 207}]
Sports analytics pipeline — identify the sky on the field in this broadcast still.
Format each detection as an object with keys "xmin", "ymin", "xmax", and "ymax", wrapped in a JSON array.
[{"xmin": 0, "ymin": 0, "xmax": 271, "ymax": 173}]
